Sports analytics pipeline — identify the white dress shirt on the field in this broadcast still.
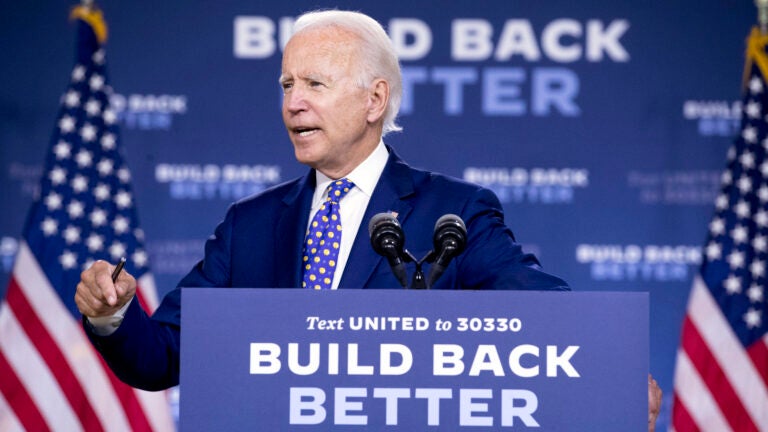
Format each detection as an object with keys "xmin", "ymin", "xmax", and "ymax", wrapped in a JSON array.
[{"xmin": 307, "ymin": 140, "xmax": 388, "ymax": 289}]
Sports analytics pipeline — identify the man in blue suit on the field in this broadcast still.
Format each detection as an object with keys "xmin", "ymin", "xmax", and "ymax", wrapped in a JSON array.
[
  {"xmin": 76, "ymin": 11, "xmax": 664, "ymax": 429},
  {"xmin": 75, "ymin": 10, "xmax": 568, "ymax": 391}
]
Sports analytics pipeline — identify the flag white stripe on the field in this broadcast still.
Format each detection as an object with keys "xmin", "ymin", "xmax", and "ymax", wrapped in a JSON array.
[
  {"xmin": 0, "ymin": 391, "xmax": 25, "ymax": 432},
  {"xmin": 673, "ymin": 349, "xmax": 732, "ymax": 432},
  {"xmin": 13, "ymin": 242, "xmax": 134, "ymax": 432},
  {"xmin": 134, "ymin": 387, "xmax": 175, "ymax": 432},
  {"xmin": 0, "ymin": 303, "xmax": 82, "ymax": 432},
  {"xmin": 137, "ymin": 273, "xmax": 160, "ymax": 311},
  {"xmin": 689, "ymin": 275, "xmax": 768, "ymax": 429}
]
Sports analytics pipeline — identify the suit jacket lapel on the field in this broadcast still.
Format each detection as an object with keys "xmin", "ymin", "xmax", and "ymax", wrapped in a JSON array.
[
  {"xmin": 275, "ymin": 171, "xmax": 315, "ymax": 288},
  {"xmin": 340, "ymin": 147, "xmax": 415, "ymax": 289}
]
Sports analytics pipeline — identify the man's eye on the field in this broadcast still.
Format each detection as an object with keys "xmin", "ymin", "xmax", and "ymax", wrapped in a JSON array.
[
  {"xmin": 281, "ymin": 82, "xmax": 293, "ymax": 91},
  {"xmin": 309, "ymin": 81, "xmax": 324, "ymax": 88}
]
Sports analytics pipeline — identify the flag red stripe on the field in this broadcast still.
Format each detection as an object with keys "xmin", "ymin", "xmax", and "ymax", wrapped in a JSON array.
[
  {"xmin": 6, "ymin": 277, "xmax": 105, "ymax": 432},
  {"xmin": 135, "ymin": 286, "xmax": 150, "ymax": 314},
  {"xmin": 671, "ymin": 393, "xmax": 700, "ymax": 432},
  {"xmin": 681, "ymin": 315, "xmax": 758, "ymax": 432},
  {"xmin": 0, "ymin": 348, "xmax": 51, "ymax": 432},
  {"xmin": 747, "ymin": 338, "xmax": 768, "ymax": 393},
  {"xmin": 94, "ymin": 353, "xmax": 154, "ymax": 431}
]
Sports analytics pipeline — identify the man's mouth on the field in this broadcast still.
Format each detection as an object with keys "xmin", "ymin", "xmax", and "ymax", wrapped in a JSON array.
[{"xmin": 294, "ymin": 127, "xmax": 319, "ymax": 137}]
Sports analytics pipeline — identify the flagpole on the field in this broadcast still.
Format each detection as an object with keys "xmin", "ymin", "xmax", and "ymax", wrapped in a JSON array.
[{"xmin": 757, "ymin": 0, "xmax": 768, "ymax": 34}]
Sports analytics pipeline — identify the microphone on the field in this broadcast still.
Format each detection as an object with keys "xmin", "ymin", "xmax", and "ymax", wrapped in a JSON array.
[
  {"xmin": 368, "ymin": 213, "xmax": 409, "ymax": 288},
  {"xmin": 426, "ymin": 214, "xmax": 467, "ymax": 288}
]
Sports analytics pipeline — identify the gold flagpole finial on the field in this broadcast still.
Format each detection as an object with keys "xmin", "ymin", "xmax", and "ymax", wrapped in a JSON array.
[
  {"xmin": 70, "ymin": 1, "xmax": 108, "ymax": 44},
  {"xmin": 757, "ymin": 0, "xmax": 768, "ymax": 34}
]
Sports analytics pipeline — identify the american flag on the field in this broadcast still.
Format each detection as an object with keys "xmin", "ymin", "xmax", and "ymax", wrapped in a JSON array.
[
  {"xmin": 0, "ymin": 6, "xmax": 173, "ymax": 431},
  {"xmin": 672, "ymin": 27, "xmax": 768, "ymax": 432}
]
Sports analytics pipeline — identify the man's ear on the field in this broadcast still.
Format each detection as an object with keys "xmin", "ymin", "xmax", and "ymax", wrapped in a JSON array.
[{"xmin": 367, "ymin": 78, "xmax": 389, "ymax": 124}]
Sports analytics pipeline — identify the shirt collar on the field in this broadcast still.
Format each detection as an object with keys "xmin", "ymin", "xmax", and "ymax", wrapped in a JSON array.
[{"xmin": 313, "ymin": 140, "xmax": 389, "ymax": 204}]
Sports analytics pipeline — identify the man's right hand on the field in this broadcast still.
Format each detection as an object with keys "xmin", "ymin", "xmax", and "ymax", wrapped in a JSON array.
[{"xmin": 75, "ymin": 260, "xmax": 137, "ymax": 318}]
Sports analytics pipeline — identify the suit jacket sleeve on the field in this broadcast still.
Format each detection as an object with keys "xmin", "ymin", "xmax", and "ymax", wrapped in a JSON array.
[
  {"xmin": 450, "ymin": 187, "xmax": 569, "ymax": 291},
  {"xmin": 83, "ymin": 201, "xmax": 239, "ymax": 391},
  {"xmin": 84, "ymin": 298, "xmax": 180, "ymax": 391}
]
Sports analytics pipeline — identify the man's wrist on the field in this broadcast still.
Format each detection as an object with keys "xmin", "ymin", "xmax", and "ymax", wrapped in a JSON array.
[{"xmin": 86, "ymin": 297, "xmax": 133, "ymax": 336}]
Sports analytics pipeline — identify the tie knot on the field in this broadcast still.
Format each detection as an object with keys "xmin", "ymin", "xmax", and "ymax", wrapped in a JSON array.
[{"xmin": 326, "ymin": 178, "xmax": 354, "ymax": 204}]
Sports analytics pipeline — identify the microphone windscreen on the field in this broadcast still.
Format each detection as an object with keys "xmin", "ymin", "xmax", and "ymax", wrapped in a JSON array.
[
  {"xmin": 434, "ymin": 213, "xmax": 466, "ymax": 233},
  {"xmin": 368, "ymin": 212, "xmax": 399, "ymax": 236}
]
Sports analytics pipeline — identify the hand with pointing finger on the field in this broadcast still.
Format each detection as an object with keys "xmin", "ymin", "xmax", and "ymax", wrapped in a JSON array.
[{"xmin": 75, "ymin": 260, "xmax": 136, "ymax": 318}]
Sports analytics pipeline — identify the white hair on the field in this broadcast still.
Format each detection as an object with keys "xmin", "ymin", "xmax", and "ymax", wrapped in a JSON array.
[{"xmin": 291, "ymin": 10, "xmax": 403, "ymax": 136}]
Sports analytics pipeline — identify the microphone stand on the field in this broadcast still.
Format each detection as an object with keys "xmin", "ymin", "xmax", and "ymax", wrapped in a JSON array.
[{"xmin": 403, "ymin": 249, "xmax": 435, "ymax": 289}]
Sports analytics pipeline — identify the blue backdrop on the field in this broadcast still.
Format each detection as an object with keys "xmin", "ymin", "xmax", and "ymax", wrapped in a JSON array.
[{"xmin": 0, "ymin": 1, "xmax": 755, "ymax": 429}]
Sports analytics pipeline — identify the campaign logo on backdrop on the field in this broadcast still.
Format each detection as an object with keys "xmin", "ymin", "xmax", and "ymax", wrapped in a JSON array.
[
  {"xmin": 154, "ymin": 162, "xmax": 282, "ymax": 201},
  {"xmin": 111, "ymin": 93, "xmax": 188, "ymax": 130},
  {"xmin": 145, "ymin": 239, "xmax": 206, "ymax": 276},
  {"xmin": 7, "ymin": 162, "xmax": 42, "ymax": 198},
  {"xmin": 627, "ymin": 170, "xmax": 720, "ymax": 205},
  {"xmin": 0, "ymin": 237, "xmax": 18, "ymax": 273},
  {"xmin": 575, "ymin": 243, "xmax": 701, "ymax": 282},
  {"xmin": 463, "ymin": 167, "xmax": 589, "ymax": 204},
  {"xmin": 233, "ymin": 16, "xmax": 631, "ymax": 118},
  {"xmin": 683, "ymin": 99, "xmax": 741, "ymax": 137}
]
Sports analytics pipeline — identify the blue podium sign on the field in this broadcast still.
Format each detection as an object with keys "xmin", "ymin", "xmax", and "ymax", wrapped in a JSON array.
[{"xmin": 180, "ymin": 289, "xmax": 648, "ymax": 430}]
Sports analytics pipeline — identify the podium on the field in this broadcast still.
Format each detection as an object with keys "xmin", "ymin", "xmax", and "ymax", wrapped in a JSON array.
[{"xmin": 180, "ymin": 289, "xmax": 648, "ymax": 430}]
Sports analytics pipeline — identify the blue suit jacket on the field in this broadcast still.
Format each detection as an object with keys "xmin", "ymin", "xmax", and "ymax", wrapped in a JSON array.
[{"xmin": 87, "ymin": 147, "xmax": 568, "ymax": 390}]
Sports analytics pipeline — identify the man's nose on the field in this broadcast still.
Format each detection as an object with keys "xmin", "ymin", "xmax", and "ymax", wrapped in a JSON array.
[{"xmin": 284, "ymin": 88, "xmax": 308, "ymax": 113}]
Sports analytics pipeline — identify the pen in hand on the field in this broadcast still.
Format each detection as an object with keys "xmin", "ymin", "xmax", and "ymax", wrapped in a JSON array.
[{"xmin": 111, "ymin": 257, "xmax": 127, "ymax": 283}]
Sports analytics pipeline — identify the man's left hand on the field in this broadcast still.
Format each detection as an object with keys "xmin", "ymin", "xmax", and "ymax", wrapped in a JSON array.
[{"xmin": 648, "ymin": 374, "xmax": 662, "ymax": 432}]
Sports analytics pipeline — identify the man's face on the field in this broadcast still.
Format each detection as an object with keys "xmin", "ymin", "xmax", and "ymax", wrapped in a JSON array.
[{"xmin": 280, "ymin": 27, "xmax": 382, "ymax": 179}]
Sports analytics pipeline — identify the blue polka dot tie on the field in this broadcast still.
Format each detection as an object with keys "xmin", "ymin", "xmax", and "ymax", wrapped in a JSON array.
[{"xmin": 302, "ymin": 178, "xmax": 354, "ymax": 289}]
